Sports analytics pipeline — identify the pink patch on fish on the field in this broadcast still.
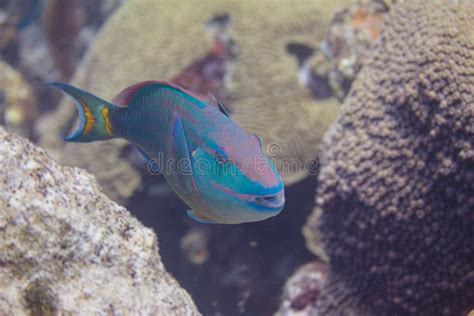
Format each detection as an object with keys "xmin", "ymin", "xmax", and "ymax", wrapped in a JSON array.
[{"xmin": 210, "ymin": 130, "xmax": 280, "ymax": 189}]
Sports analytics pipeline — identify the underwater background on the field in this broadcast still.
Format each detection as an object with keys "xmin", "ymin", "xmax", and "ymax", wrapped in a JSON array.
[{"xmin": 0, "ymin": 0, "xmax": 473, "ymax": 315}]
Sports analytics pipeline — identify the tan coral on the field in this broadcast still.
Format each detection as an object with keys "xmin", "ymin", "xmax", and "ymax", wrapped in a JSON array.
[
  {"xmin": 0, "ymin": 126, "xmax": 199, "ymax": 315},
  {"xmin": 227, "ymin": 0, "xmax": 350, "ymax": 184},
  {"xmin": 304, "ymin": 0, "xmax": 474, "ymax": 314},
  {"xmin": 302, "ymin": 206, "xmax": 328, "ymax": 262},
  {"xmin": 0, "ymin": 60, "xmax": 37, "ymax": 137}
]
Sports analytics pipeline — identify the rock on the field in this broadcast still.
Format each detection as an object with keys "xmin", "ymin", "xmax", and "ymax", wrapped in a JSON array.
[{"xmin": 0, "ymin": 126, "xmax": 200, "ymax": 315}]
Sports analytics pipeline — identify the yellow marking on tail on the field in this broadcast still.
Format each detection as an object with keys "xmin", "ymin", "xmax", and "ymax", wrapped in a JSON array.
[
  {"xmin": 102, "ymin": 106, "xmax": 112, "ymax": 136},
  {"xmin": 83, "ymin": 105, "xmax": 95, "ymax": 135}
]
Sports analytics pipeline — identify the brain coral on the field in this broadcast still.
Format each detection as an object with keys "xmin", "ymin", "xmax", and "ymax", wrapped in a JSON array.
[
  {"xmin": 304, "ymin": 0, "xmax": 474, "ymax": 315},
  {"xmin": 227, "ymin": 0, "xmax": 349, "ymax": 184},
  {"xmin": 38, "ymin": 0, "xmax": 352, "ymax": 201}
]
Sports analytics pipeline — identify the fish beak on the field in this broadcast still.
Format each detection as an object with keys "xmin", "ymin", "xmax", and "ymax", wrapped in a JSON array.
[
  {"xmin": 209, "ymin": 180, "xmax": 285, "ymax": 211},
  {"xmin": 252, "ymin": 190, "xmax": 285, "ymax": 210}
]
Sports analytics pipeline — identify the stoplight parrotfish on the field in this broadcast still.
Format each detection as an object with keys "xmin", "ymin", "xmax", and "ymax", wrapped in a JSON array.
[{"xmin": 48, "ymin": 81, "xmax": 285, "ymax": 224}]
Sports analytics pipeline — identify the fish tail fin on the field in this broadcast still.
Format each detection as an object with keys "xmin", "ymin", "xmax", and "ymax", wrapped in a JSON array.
[{"xmin": 48, "ymin": 82, "xmax": 116, "ymax": 142}]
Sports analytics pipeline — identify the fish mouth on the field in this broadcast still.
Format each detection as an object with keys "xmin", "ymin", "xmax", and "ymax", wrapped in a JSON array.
[
  {"xmin": 209, "ymin": 180, "xmax": 285, "ymax": 211},
  {"xmin": 250, "ymin": 190, "xmax": 285, "ymax": 210}
]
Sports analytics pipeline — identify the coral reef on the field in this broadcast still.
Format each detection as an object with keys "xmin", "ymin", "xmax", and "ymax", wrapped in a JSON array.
[
  {"xmin": 317, "ymin": 0, "xmax": 389, "ymax": 100},
  {"xmin": 276, "ymin": 261, "xmax": 328, "ymax": 316},
  {"xmin": 226, "ymin": 0, "xmax": 350, "ymax": 184},
  {"xmin": 0, "ymin": 60, "xmax": 37, "ymax": 137},
  {"xmin": 0, "ymin": 126, "xmax": 199, "ymax": 315},
  {"xmin": 304, "ymin": 0, "xmax": 474, "ymax": 315},
  {"xmin": 172, "ymin": 38, "xmax": 233, "ymax": 102},
  {"xmin": 302, "ymin": 206, "xmax": 328, "ymax": 262}
]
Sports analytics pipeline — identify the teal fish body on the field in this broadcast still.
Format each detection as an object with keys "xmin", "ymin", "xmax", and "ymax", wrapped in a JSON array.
[{"xmin": 49, "ymin": 81, "xmax": 285, "ymax": 224}]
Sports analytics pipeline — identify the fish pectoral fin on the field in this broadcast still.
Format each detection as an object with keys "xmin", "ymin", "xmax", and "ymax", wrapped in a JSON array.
[
  {"xmin": 187, "ymin": 210, "xmax": 218, "ymax": 224},
  {"xmin": 135, "ymin": 146, "xmax": 161, "ymax": 172},
  {"xmin": 169, "ymin": 112, "xmax": 195, "ymax": 198},
  {"xmin": 135, "ymin": 146, "xmax": 151, "ymax": 160}
]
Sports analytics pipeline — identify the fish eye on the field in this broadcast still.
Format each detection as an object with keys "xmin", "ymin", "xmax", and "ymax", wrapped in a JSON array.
[
  {"xmin": 213, "ymin": 147, "xmax": 229, "ymax": 165},
  {"xmin": 215, "ymin": 152, "xmax": 227, "ymax": 164}
]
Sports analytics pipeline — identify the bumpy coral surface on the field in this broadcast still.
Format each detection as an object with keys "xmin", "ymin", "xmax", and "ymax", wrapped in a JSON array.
[
  {"xmin": 0, "ymin": 127, "xmax": 199, "ymax": 315},
  {"xmin": 227, "ymin": 0, "xmax": 349, "ymax": 184},
  {"xmin": 302, "ymin": 206, "xmax": 328, "ymax": 262},
  {"xmin": 305, "ymin": 0, "xmax": 474, "ymax": 315}
]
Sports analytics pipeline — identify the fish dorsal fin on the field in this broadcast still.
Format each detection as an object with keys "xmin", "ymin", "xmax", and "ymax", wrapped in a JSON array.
[
  {"xmin": 166, "ymin": 84, "xmax": 229, "ymax": 114},
  {"xmin": 112, "ymin": 80, "xmax": 229, "ymax": 117},
  {"xmin": 174, "ymin": 87, "xmax": 231, "ymax": 117},
  {"xmin": 112, "ymin": 80, "xmax": 162, "ymax": 107},
  {"xmin": 113, "ymin": 80, "xmax": 188, "ymax": 106},
  {"xmin": 112, "ymin": 80, "xmax": 230, "ymax": 116},
  {"xmin": 112, "ymin": 80, "xmax": 208, "ymax": 107},
  {"xmin": 205, "ymin": 93, "xmax": 230, "ymax": 117},
  {"xmin": 217, "ymin": 101, "xmax": 230, "ymax": 117}
]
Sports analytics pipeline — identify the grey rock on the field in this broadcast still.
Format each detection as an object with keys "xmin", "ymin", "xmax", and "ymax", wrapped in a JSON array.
[{"xmin": 0, "ymin": 127, "xmax": 200, "ymax": 315}]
